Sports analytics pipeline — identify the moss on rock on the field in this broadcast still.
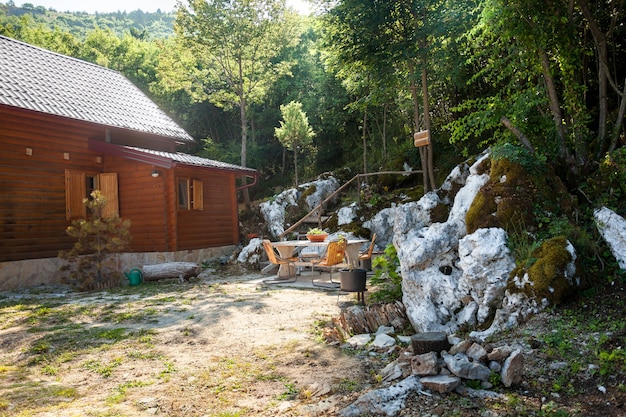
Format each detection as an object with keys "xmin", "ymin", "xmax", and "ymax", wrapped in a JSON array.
[
  {"xmin": 508, "ymin": 236, "xmax": 575, "ymax": 305},
  {"xmin": 465, "ymin": 149, "xmax": 573, "ymax": 237}
]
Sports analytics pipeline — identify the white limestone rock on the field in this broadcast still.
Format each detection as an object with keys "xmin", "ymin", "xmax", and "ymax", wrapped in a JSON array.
[
  {"xmin": 420, "ymin": 375, "xmax": 462, "ymax": 393},
  {"xmin": 236, "ymin": 238, "xmax": 263, "ymax": 264},
  {"xmin": 501, "ymin": 349, "xmax": 524, "ymax": 387},
  {"xmin": 372, "ymin": 333, "xmax": 396, "ymax": 349},
  {"xmin": 594, "ymin": 206, "xmax": 626, "ymax": 270},
  {"xmin": 339, "ymin": 375, "xmax": 423, "ymax": 417},
  {"xmin": 346, "ymin": 334, "xmax": 372, "ymax": 349},
  {"xmin": 259, "ymin": 176, "xmax": 340, "ymax": 239},
  {"xmin": 442, "ymin": 352, "xmax": 492, "ymax": 381},
  {"xmin": 458, "ymin": 228, "xmax": 516, "ymax": 325},
  {"xmin": 338, "ymin": 202, "xmax": 359, "ymax": 225},
  {"xmin": 400, "ymin": 155, "xmax": 491, "ymax": 334}
]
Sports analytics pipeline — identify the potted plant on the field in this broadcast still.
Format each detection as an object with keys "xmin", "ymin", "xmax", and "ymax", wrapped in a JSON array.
[
  {"xmin": 339, "ymin": 235, "xmax": 367, "ymax": 295},
  {"xmin": 306, "ymin": 227, "xmax": 328, "ymax": 242}
]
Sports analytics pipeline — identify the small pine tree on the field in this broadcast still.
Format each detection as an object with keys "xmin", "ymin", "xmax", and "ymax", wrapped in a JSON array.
[{"xmin": 59, "ymin": 190, "xmax": 131, "ymax": 290}]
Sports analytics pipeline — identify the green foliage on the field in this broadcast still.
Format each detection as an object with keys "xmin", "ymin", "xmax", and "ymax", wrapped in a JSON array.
[
  {"xmin": 59, "ymin": 190, "xmax": 132, "ymax": 291},
  {"xmin": 275, "ymin": 101, "xmax": 315, "ymax": 184},
  {"xmin": 490, "ymin": 142, "xmax": 546, "ymax": 174},
  {"xmin": 582, "ymin": 148, "xmax": 626, "ymax": 215},
  {"xmin": 369, "ymin": 244, "xmax": 402, "ymax": 303}
]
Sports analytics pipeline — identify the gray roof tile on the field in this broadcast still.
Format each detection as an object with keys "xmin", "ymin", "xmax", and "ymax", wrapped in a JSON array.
[
  {"xmin": 126, "ymin": 146, "xmax": 257, "ymax": 174},
  {"xmin": 0, "ymin": 35, "xmax": 194, "ymax": 143}
]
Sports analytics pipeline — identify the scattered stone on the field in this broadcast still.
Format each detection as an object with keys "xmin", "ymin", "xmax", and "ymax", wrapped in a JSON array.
[
  {"xmin": 447, "ymin": 334, "xmax": 463, "ymax": 346},
  {"xmin": 307, "ymin": 382, "xmax": 331, "ymax": 398},
  {"xmin": 449, "ymin": 339, "xmax": 472, "ymax": 355},
  {"xmin": 411, "ymin": 332, "xmax": 450, "ymax": 354},
  {"xmin": 346, "ymin": 334, "xmax": 371, "ymax": 348},
  {"xmin": 481, "ymin": 381, "xmax": 493, "ymax": 390},
  {"xmin": 411, "ymin": 352, "xmax": 439, "ymax": 376},
  {"xmin": 549, "ymin": 361, "xmax": 569, "ymax": 370},
  {"xmin": 487, "ymin": 345, "xmax": 512, "ymax": 361},
  {"xmin": 488, "ymin": 361, "xmax": 502, "ymax": 373},
  {"xmin": 420, "ymin": 375, "xmax": 461, "ymax": 393},
  {"xmin": 381, "ymin": 361, "xmax": 404, "ymax": 383},
  {"xmin": 376, "ymin": 325, "xmax": 395, "ymax": 335},
  {"xmin": 340, "ymin": 375, "xmax": 423, "ymax": 417},
  {"xmin": 501, "ymin": 349, "xmax": 523, "ymax": 387},
  {"xmin": 442, "ymin": 352, "xmax": 492, "ymax": 381},
  {"xmin": 397, "ymin": 335, "xmax": 412, "ymax": 344},
  {"xmin": 466, "ymin": 342, "xmax": 488, "ymax": 362},
  {"xmin": 372, "ymin": 333, "xmax": 396, "ymax": 348}
]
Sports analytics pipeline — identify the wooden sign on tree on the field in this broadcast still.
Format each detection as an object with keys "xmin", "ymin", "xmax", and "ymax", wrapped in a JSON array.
[{"xmin": 414, "ymin": 130, "xmax": 430, "ymax": 147}]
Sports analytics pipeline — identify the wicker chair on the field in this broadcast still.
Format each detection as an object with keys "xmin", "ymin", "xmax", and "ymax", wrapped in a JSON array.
[
  {"xmin": 358, "ymin": 233, "xmax": 377, "ymax": 263},
  {"xmin": 311, "ymin": 239, "xmax": 347, "ymax": 288},
  {"xmin": 262, "ymin": 239, "xmax": 299, "ymax": 284}
]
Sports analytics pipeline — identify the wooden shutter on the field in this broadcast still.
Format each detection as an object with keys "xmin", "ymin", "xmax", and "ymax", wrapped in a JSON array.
[
  {"xmin": 65, "ymin": 170, "xmax": 86, "ymax": 220},
  {"xmin": 98, "ymin": 173, "xmax": 119, "ymax": 218},
  {"xmin": 192, "ymin": 179, "xmax": 204, "ymax": 210}
]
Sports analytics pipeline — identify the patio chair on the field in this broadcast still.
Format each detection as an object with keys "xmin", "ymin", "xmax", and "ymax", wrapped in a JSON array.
[
  {"xmin": 262, "ymin": 239, "xmax": 299, "ymax": 284},
  {"xmin": 358, "ymin": 233, "xmax": 377, "ymax": 269},
  {"xmin": 311, "ymin": 239, "xmax": 347, "ymax": 288}
]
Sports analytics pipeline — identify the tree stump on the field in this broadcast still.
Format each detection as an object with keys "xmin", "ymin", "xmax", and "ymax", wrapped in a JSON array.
[
  {"xmin": 142, "ymin": 262, "xmax": 200, "ymax": 281},
  {"xmin": 411, "ymin": 332, "xmax": 450, "ymax": 355}
]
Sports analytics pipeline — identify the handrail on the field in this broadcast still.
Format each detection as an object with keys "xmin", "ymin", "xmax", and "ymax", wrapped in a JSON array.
[{"xmin": 278, "ymin": 170, "xmax": 423, "ymax": 239}]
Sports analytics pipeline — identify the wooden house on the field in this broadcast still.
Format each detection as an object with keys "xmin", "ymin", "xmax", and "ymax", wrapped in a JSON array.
[{"xmin": 0, "ymin": 35, "xmax": 258, "ymax": 290}]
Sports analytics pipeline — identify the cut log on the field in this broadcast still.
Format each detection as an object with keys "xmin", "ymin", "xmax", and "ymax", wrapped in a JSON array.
[
  {"xmin": 411, "ymin": 332, "xmax": 450, "ymax": 355},
  {"xmin": 333, "ymin": 301, "xmax": 408, "ymax": 336},
  {"xmin": 142, "ymin": 262, "xmax": 200, "ymax": 281}
]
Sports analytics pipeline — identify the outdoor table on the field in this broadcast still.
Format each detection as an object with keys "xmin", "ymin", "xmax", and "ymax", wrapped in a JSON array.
[{"xmin": 271, "ymin": 239, "xmax": 368, "ymax": 278}]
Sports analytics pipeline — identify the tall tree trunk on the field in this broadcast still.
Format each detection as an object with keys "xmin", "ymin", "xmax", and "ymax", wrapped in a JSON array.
[
  {"xmin": 281, "ymin": 147, "xmax": 286, "ymax": 176},
  {"xmin": 294, "ymin": 149, "xmax": 299, "ymax": 185},
  {"xmin": 421, "ymin": 64, "xmax": 436, "ymax": 191},
  {"xmin": 576, "ymin": 0, "xmax": 609, "ymax": 156},
  {"xmin": 409, "ymin": 60, "xmax": 429, "ymax": 193},
  {"xmin": 239, "ymin": 92, "xmax": 251, "ymax": 211},
  {"xmin": 608, "ymin": 80, "xmax": 626, "ymax": 153},
  {"xmin": 382, "ymin": 103, "xmax": 388, "ymax": 160},
  {"xmin": 539, "ymin": 48, "xmax": 570, "ymax": 162},
  {"xmin": 362, "ymin": 108, "xmax": 368, "ymax": 175}
]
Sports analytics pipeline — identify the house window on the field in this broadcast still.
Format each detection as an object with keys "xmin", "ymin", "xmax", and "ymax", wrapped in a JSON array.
[
  {"xmin": 65, "ymin": 170, "xmax": 119, "ymax": 219},
  {"xmin": 177, "ymin": 178, "xmax": 203, "ymax": 211}
]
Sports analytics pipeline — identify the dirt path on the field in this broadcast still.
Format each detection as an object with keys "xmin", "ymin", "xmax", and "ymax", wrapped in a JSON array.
[{"xmin": 0, "ymin": 273, "xmax": 369, "ymax": 416}]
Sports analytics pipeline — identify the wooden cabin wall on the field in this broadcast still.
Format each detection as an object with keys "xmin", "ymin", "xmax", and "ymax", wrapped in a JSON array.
[
  {"xmin": 101, "ymin": 156, "xmax": 173, "ymax": 252},
  {"xmin": 0, "ymin": 106, "xmax": 107, "ymax": 262},
  {"xmin": 175, "ymin": 165, "xmax": 240, "ymax": 249}
]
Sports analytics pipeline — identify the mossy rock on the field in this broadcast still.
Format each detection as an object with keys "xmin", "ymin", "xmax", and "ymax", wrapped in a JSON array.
[
  {"xmin": 430, "ymin": 203, "xmax": 450, "ymax": 224},
  {"xmin": 465, "ymin": 154, "xmax": 573, "ymax": 236},
  {"xmin": 508, "ymin": 236, "xmax": 576, "ymax": 305}
]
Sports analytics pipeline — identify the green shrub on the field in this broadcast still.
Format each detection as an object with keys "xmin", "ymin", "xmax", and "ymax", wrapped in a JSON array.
[
  {"xmin": 369, "ymin": 244, "xmax": 402, "ymax": 303},
  {"xmin": 59, "ymin": 190, "xmax": 132, "ymax": 290}
]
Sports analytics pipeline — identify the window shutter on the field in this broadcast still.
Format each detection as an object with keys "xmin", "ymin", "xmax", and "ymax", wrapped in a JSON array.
[
  {"xmin": 65, "ymin": 170, "xmax": 86, "ymax": 220},
  {"xmin": 98, "ymin": 173, "xmax": 119, "ymax": 218},
  {"xmin": 192, "ymin": 179, "xmax": 204, "ymax": 210}
]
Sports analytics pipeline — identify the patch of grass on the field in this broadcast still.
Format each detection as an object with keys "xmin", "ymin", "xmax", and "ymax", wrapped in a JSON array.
[
  {"xmin": 276, "ymin": 382, "xmax": 298, "ymax": 400},
  {"xmin": 106, "ymin": 380, "xmax": 152, "ymax": 404},
  {"xmin": 0, "ymin": 381, "xmax": 79, "ymax": 415},
  {"xmin": 83, "ymin": 357, "xmax": 123, "ymax": 378},
  {"xmin": 339, "ymin": 377, "xmax": 363, "ymax": 392},
  {"xmin": 158, "ymin": 360, "xmax": 176, "ymax": 381}
]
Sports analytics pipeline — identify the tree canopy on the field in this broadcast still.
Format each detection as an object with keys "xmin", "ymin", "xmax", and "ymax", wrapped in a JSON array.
[{"xmin": 275, "ymin": 101, "xmax": 315, "ymax": 185}]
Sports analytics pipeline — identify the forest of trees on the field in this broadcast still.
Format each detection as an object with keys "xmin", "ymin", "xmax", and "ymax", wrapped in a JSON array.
[{"xmin": 1, "ymin": 0, "xmax": 624, "ymax": 205}]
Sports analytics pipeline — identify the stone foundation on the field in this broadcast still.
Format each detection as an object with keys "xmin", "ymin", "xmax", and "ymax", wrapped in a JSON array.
[{"xmin": 0, "ymin": 246, "xmax": 236, "ymax": 292}]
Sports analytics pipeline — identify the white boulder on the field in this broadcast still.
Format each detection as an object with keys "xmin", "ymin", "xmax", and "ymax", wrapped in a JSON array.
[{"xmin": 594, "ymin": 206, "xmax": 626, "ymax": 269}]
